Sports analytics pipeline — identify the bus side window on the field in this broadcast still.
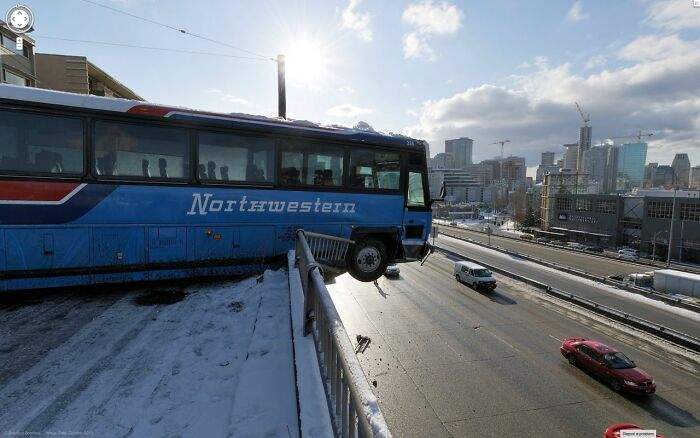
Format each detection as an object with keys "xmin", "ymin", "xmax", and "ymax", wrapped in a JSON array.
[
  {"xmin": 197, "ymin": 131, "xmax": 274, "ymax": 183},
  {"xmin": 94, "ymin": 121, "xmax": 189, "ymax": 180},
  {"xmin": 0, "ymin": 110, "xmax": 84, "ymax": 176},
  {"xmin": 278, "ymin": 141, "xmax": 344, "ymax": 188},
  {"xmin": 349, "ymin": 149, "xmax": 400, "ymax": 191}
]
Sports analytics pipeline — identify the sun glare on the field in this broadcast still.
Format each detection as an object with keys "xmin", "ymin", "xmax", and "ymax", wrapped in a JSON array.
[{"xmin": 284, "ymin": 37, "xmax": 329, "ymax": 88}]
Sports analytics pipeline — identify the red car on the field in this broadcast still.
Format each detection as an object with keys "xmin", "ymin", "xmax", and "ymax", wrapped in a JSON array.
[
  {"xmin": 604, "ymin": 423, "xmax": 664, "ymax": 438},
  {"xmin": 560, "ymin": 337, "xmax": 655, "ymax": 395}
]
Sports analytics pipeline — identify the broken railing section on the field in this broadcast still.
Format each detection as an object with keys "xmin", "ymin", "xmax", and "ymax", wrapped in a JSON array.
[{"xmin": 295, "ymin": 230, "xmax": 392, "ymax": 438}]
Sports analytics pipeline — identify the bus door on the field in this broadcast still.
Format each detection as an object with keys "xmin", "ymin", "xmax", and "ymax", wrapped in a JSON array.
[{"xmin": 402, "ymin": 152, "xmax": 430, "ymax": 260}]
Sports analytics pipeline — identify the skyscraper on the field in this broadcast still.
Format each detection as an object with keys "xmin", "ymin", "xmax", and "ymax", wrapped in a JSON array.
[
  {"xmin": 576, "ymin": 125, "xmax": 592, "ymax": 172},
  {"xmin": 617, "ymin": 143, "xmax": 648, "ymax": 188},
  {"xmin": 691, "ymin": 165, "xmax": 700, "ymax": 189},
  {"xmin": 445, "ymin": 137, "xmax": 474, "ymax": 169},
  {"xmin": 563, "ymin": 143, "xmax": 578, "ymax": 171},
  {"xmin": 671, "ymin": 153, "xmax": 691, "ymax": 188},
  {"xmin": 602, "ymin": 145, "xmax": 619, "ymax": 193},
  {"xmin": 583, "ymin": 145, "xmax": 608, "ymax": 183},
  {"xmin": 541, "ymin": 151, "xmax": 555, "ymax": 166}
]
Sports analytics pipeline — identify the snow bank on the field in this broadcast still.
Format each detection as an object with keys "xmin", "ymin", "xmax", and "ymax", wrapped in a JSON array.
[{"xmin": 0, "ymin": 270, "xmax": 299, "ymax": 437}]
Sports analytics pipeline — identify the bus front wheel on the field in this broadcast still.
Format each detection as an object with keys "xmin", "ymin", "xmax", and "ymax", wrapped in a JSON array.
[{"xmin": 347, "ymin": 238, "xmax": 388, "ymax": 282}]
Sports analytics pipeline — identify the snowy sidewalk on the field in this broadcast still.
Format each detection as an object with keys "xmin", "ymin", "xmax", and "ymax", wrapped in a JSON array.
[{"xmin": 0, "ymin": 270, "xmax": 299, "ymax": 437}]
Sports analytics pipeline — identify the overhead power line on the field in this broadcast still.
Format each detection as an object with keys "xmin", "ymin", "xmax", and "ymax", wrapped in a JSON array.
[
  {"xmin": 78, "ymin": 0, "xmax": 274, "ymax": 61},
  {"xmin": 36, "ymin": 35, "xmax": 272, "ymax": 61}
]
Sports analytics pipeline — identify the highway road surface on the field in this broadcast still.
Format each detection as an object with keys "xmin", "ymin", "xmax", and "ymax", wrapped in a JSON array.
[
  {"xmin": 437, "ymin": 225, "xmax": 676, "ymax": 278},
  {"xmin": 327, "ymin": 252, "xmax": 700, "ymax": 438},
  {"xmin": 436, "ymin": 235, "xmax": 700, "ymax": 339}
]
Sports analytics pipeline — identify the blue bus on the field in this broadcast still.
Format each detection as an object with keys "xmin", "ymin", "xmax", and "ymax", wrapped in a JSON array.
[{"xmin": 0, "ymin": 85, "xmax": 431, "ymax": 291}]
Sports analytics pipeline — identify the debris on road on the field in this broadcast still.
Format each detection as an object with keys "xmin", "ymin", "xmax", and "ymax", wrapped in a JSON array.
[{"xmin": 355, "ymin": 335, "xmax": 372, "ymax": 353}]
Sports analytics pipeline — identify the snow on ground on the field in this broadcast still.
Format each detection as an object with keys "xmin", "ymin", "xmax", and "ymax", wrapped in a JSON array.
[
  {"xmin": 440, "ymin": 235, "xmax": 700, "ymax": 323},
  {"xmin": 0, "ymin": 270, "xmax": 299, "ymax": 437},
  {"xmin": 434, "ymin": 218, "xmax": 525, "ymax": 238}
]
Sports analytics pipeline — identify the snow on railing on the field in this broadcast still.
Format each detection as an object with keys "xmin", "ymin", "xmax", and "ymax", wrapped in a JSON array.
[{"xmin": 295, "ymin": 230, "xmax": 392, "ymax": 438}]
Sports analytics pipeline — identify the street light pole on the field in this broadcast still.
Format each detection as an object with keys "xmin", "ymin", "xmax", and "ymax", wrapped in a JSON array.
[
  {"xmin": 277, "ymin": 54, "xmax": 286, "ymax": 119},
  {"xmin": 666, "ymin": 188, "xmax": 677, "ymax": 267}
]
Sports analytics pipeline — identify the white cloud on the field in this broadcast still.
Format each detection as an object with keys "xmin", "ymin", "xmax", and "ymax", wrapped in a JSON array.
[
  {"xmin": 340, "ymin": 0, "xmax": 373, "ymax": 42},
  {"xmin": 646, "ymin": 0, "xmax": 700, "ymax": 31},
  {"xmin": 584, "ymin": 54, "xmax": 606, "ymax": 70},
  {"xmin": 401, "ymin": 1, "xmax": 463, "ymax": 60},
  {"xmin": 338, "ymin": 85, "xmax": 356, "ymax": 94},
  {"xmin": 618, "ymin": 34, "xmax": 695, "ymax": 62},
  {"xmin": 204, "ymin": 89, "xmax": 249, "ymax": 106},
  {"xmin": 403, "ymin": 32, "xmax": 435, "ymax": 60},
  {"xmin": 566, "ymin": 1, "xmax": 589, "ymax": 22},
  {"xmin": 221, "ymin": 95, "xmax": 249, "ymax": 105},
  {"xmin": 405, "ymin": 33, "xmax": 700, "ymax": 166},
  {"xmin": 327, "ymin": 104, "xmax": 373, "ymax": 118}
]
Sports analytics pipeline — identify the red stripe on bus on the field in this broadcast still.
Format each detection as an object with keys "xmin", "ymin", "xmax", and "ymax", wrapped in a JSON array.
[
  {"xmin": 127, "ymin": 105, "xmax": 175, "ymax": 117},
  {"xmin": 0, "ymin": 181, "xmax": 81, "ymax": 201}
]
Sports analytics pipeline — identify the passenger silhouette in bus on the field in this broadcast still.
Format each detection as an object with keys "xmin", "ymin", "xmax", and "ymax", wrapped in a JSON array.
[
  {"xmin": 207, "ymin": 161, "xmax": 217, "ymax": 180},
  {"xmin": 158, "ymin": 158, "xmax": 168, "ymax": 178},
  {"xmin": 142, "ymin": 159, "xmax": 151, "ymax": 178},
  {"xmin": 197, "ymin": 164, "xmax": 207, "ymax": 180},
  {"xmin": 96, "ymin": 151, "xmax": 117, "ymax": 176}
]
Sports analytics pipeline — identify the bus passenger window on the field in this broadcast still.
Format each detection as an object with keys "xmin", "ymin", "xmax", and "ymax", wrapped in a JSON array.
[
  {"xmin": 0, "ymin": 110, "xmax": 84, "ymax": 176},
  {"xmin": 349, "ymin": 150, "xmax": 400, "ymax": 190},
  {"xmin": 281, "ymin": 151, "xmax": 303, "ymax": 185},
  {"xmin": 94, "ymin": 121, "xmax": 189, "ymax": 179},
  {"xmin": 198, "ymin": 131, "xmax": 274, "ymax": 183},
  {"xmin": 307, "ymin": 150, "xmax": 343, "ymax": 187},
  {"xmin": 407, "ymin": 171, "xmax": 426, "ymax": 207}
]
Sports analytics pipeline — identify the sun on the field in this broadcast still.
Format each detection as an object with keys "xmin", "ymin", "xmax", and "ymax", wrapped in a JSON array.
[{"xmin": 284, "ymin": 37, "xmax": 329, "ymax": 88}]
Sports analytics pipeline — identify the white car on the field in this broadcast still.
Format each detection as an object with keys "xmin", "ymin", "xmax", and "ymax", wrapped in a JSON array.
[
  {"xmin": 454, "ymin": 261, "xmax": 497, "ymax": 291},
  {"xmin": 617, "ymin": 250, "xmax": 639, "ymax": 261},
  {"xmin": 568, "ymin": 242, "xmax": 586, "ymax": 251},
  {"xmin": 384, "ymin": 265, "xmax": 400, "ymax": 277}
]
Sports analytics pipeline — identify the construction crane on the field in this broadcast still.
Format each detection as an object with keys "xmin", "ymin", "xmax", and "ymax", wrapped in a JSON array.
[
  {"xmin": 608, "ymin": 130, "xmax": 654, "ymax": 143},
  {"xmin": 575, "ymin": 102, "xmax": 590, "ymax": 126},
  {"xmin": 490, "ymin": 139, "xmax": 511, "ymax": 161}
]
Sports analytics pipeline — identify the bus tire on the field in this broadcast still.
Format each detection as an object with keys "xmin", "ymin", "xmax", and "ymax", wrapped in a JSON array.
[{"xmin": 347, "ymin": 238, "xmax": 388, "ymax": 282}]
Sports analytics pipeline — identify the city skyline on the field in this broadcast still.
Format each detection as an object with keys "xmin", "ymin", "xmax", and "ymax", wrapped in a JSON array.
[{"xmin": 11, "ymin": 0, "xmax": 699, "ymax": 170}]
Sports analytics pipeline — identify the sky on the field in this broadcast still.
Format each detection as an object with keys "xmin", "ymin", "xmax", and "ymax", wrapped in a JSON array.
[{"xmin": 8, "ymin": 0, "xmax": 700, "ymax": 175}]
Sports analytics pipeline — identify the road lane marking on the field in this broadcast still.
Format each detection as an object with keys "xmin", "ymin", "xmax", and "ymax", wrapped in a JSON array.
[{"xmin": 549, "ymin": 334, "xmax": 562, "ymax": 342}]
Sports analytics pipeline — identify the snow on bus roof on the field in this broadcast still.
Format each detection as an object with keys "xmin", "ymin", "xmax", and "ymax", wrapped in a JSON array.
[{"xmin": 0, "ymin": 84, "xmax": 425, "ymax": 149}]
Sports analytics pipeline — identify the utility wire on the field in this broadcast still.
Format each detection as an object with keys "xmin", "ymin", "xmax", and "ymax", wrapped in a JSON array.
[
  {"xmin": 36, "ymin": 35, "xmax": 272, "ymax": 61},
  {"xmin": 78, "ymin": 0, "xmax": 274, "ymax": 61}
]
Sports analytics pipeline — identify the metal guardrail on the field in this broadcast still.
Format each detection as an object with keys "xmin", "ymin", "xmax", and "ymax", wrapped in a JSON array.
[
  {"xmin": 303, "ymin": 231, "xmax": 354, "ymax": 268},
  {"xmin": 295, "ymin": 230, "xmax": 392, "ymax": 438},
  {"xmin": 434, "ymin": 244, "xmax": 700, "ymax": 353}
]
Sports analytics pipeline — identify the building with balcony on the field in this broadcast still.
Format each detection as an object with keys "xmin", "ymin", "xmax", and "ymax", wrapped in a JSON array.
[
  {"xmin": 0, "ymin": 20, "xmax": 36, "ymax": 87},
  {"xmin": 35, "ymin": 53, "xmax": 143, "ymax": 100}
]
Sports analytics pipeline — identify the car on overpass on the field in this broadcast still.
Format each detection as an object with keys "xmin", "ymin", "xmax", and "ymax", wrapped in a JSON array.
[
  {"xmin": 560, "ymin": 337, "xmax": 655, "ymax": 395},
  {"xmin": 454, "ymin": 261, "xmax": 497, "ymax": 291}
]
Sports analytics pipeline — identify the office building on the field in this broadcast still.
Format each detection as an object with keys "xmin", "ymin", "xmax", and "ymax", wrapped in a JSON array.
[
  {"xmin": 644, "ymin": 163, "xmax": 658, "ymax": 188},
  {"xmin": 445, "ymin": 137, "xmax": 473, "ymax": 169},
  {"xmin": 35, "ymin": 53, "xmax": 143, "ymax": 100},
  {"xmin": 540, "ymin": 189, "xmax": 700, "ymax": 262},
  {"xmin": 0, "ymin": 20, "xmax": 36, "ymax": 87},
  {"xmin": 501, "ymin": 156, "xmax": 527, "ymax": 186},
  {"xmin": 652, "ymin": 165, "xmax": 675, "ymax": 188},
  {"xmin": 602, "ymin": 145, "xmax": 619, "ymax": 193},
  {"xmin": 671, "ymin": 153, "xmax": 691, "ymax": 188},
  {"xmin": 429, "ymin": 152, "xmax": 455, "ymax": 170},
  {"xmin": 616, "ymin": 142, "xmax": 647, "ymax": 188},
  {"xmin": 576, "ymin": 125, "xmax": 592, "ymax": 172},
  {"xmin": 563, "ymin": 143, "xmax": 578, "ymax": 171},
  {"xmin": 691, "ymin": 166, "xmax": 700, "ymax": 189},
  {"xmin": 536, "ymin": 164, "xmax": 560, "ymax": 184},
  {"xmin": 541, "ymin": 151, "xmax": 555, "ymax": 166},
  {"xmin": 583, "ymin": 145, "xmax": 609, "ymax": 184}
]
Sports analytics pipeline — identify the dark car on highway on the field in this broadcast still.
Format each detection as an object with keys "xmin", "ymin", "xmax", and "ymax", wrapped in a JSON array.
[
  {"xmin": 585, "ymin": 245, "xmax": 604, "ymax": 253},
  {"xmin": 560, "ymin": 337, "xmax": 655, "ymax": 395}
]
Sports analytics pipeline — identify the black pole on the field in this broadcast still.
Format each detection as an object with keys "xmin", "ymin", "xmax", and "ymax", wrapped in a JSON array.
[{"xmin": 277, "ymin": 54, "xmax": 286, "ymax": 119}]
